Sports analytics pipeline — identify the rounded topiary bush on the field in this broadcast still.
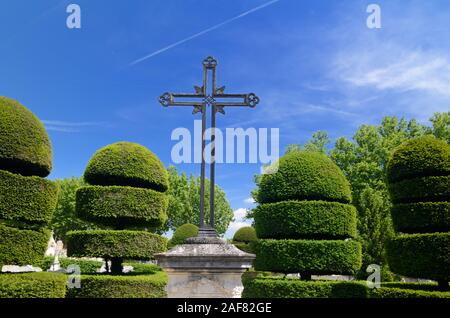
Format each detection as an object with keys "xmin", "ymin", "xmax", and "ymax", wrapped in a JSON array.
[
  {"xmin": 246, "ymin": 150, "xmax": 361, "ymax": 298},
  {"xmin": 84, "ymin": 142, "xmax": 169, "ymax": 192},
  {"xmin": 67, "ymin": 142, "xmax": 169, "ymax": 282},
  {"xmin": 254, "ymin": 200, "xmax": 357, "ymax": 239},
  {"xmin": 0, "ymin": 96, "xmax": 52, "ymax": 177},
  {"xmin": 170, "ymin": 223, "xmax": 199, "ymax": 246},
  {"xmin": 233, "ymin": 226, "xmax": 257, "ymax": 243},
  {"xmin": 257, "ymin": 151, "xmax": 352, "ymax": 204},
  {"xmin": 386, "ymin": 135, "xmax": 450, "ymax": 184},
  {"xmin": 76, "ymin": 185, "xmax": 168, "ymax": 228},
  {"xmin": 0, "ymin": 169, "xmax": 58, "ymax": 226},
  {"xmin": 386, "ymin": 136, "xmax": 450, "ymax": 290}
]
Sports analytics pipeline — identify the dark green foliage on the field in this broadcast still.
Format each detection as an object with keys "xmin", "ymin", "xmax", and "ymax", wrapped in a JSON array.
[
  {"xmin": 123, "ymin": 262, "xmax": 162, "ymax": 275},
  {"xmin": 165, "ymin": 166, "xmax": 233, "ymax": 235},
  {"xmin": 386, "ymin": 136, "xmax": 450, "ymax": 183},
  {"xmin": 389, "ymin": 175, "xmax": 450, "ymax": 203},
  {"xmin": 0, "ymin": 169, "xmax": 58, "ymax": 226},
  {"xmin": 41, "ymin": 256, "xmax": 102, "ymax": 274},
  {"xmin": 254, "ymin": 201, "xmax": 357, "ymax": 239},
  {"xmin": 257, "ymin": 151, "xmax": 352, "ymax": 204},
  {"xmin": 0, "ymin": 272, "xmax": 67, "ymax": 298},
  {"xmin": 371, "ymin": 283, "xmax": 450, "ymax": 298},
  {"xmin": 392, "ymin": 202, "xmax": 450, "ymax": 233},
  {"xmin": 232, "ymin": 242, "xmax": 254, "ymax": 254},
  {"xmin": 241, "ymin": 273, "xmax": 368, "ymax": 298},
  {"xmin": 253, "ymin": 239, "xmax": 362, "ymax": 275},
  {"xmin": 0, "ymin": 97, "xmax": 52, "ymax": 177},
  {"xmin": 66, "ymin": 272, "xmax": 167, "ymax": 298},
  {"xmin": 0, "ymin": 225, "xmax": 50, "ymax": 266},
  {"xmin": 387, "ymin": 233, "xmax": 450, "ymax": 282},
  {"xmin": 170, "ymin": 223, "xmax": 198, "ymax": 246},
  {"xmin": 76, "ymin": 185, "xmax": 168, "ymax": 228},
  {"xmin": 66, "ymin": 230, "xmax": 167, "ymax": 260},
  {"xmin": 84, "ymin": 142, "xmax": 169, "ymax": 192},
  {"xmin": 233, "ymin": 226, "xmax": 257, "ymax": 243}
]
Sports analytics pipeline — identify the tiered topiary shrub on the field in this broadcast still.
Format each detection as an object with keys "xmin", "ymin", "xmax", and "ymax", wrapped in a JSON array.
[
  {"xmin": 232, "ymin": 226, "xmax": 257, "ymax": 254},
  {"xmin": 385, "ymin": 136, "xmax": 450, "ymax": 295},
  {"xmin": 243, "ymin": 151, "xmax": 362, "ymax": 298},
  {"xmin": 66, "ymin": 142, "xmax": 169, "ymax": 297},
  {"xmin": 169, "ymin": 223, "xmax": 198, "ymax": 247},
  {"xmin": 0, "ymin": 96, "xmax": 66, "ymax": 298}
]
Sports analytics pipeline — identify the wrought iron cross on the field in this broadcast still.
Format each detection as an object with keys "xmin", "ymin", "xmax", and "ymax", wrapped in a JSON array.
[{"xmin": 159, "ymin": 56, "xmax": 260, "ymax": 237}]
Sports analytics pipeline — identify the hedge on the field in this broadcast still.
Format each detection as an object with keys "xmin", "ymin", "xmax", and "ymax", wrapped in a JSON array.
[
  {"xmin": 0, "ymin": 225, "xmax": 50, "ymax": 266},
  {"xmin": 41, "ymin": 256, "xmax": 103, "ymax": 274},
  {"xmin": 123, "ymin": 262, "xmax": 162, "ymax": 275},
  {"xmin": 0, "ymin": 169, "xmax": 58, "ymax": 226},
  {"xmin": 76, "ymin": 185, "xmax": 168, "ymax": 228},
  {"xmin": 253, "ymin": 239, "xmax": 361, "ymax": 275},
  {"xmin": 387, "ymin": 233, "xmax": 450, "ymax": 281},
  {"xmin": 254, "ymin": 201, "xmax": 357, "ymax": 239},
  {"xmin": 391, "ymin": 202, "xmax": 450, "ymax": 233},
  {"xmin": 66, "ymin": 230, "xmax": 167, "ymax": 260},
  {"xmin": 257, "ymin": 151, "xmax": 352, "ymax": 204},
  {"xmin": 386, "ymin": 136, "xmax": 450, "ymax": 184},
  {"xmin": 389, "ymin": 175, "xmax": 450, "ymax": 203},
  {"xmin": 0, "ymin": 97, "xmax": 52, "ymax": 178},
  {"xmin": 241, "ymin": 273, "xmax": 368, "ymax": 298},
  {"xmin": 371, "ymin": 284, "xmax": 450, "ymax": 298},
  {"xmin": 233, "ymin": 226, "xmax": 257, "ymax": 243},
  {"xmin": 170, "ymin": 223, "xmax": 199, "ymax": 246},
  {"xmin": 66, "ymin": 272, "xmax": 167, "ymax": 298},
  {"xmin": 84, "ymin": 142, "xmax": 169, "ymax": 192},
  {"xmin": 0, "ymin": 272, "xmax": 67, "ymax": 298}
]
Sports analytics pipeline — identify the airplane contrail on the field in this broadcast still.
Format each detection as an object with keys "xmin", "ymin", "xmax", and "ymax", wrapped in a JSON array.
[{"xmin": 129, "ymin": 0, "xmax": 280, "ymax": 66}]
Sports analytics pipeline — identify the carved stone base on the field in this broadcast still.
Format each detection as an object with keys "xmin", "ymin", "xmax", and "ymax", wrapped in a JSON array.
[{"xmin": 155, "ymin": 239, "xmax": 255, "ymax": 298}]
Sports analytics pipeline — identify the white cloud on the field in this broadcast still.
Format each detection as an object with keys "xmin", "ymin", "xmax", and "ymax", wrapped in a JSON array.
[
  {"xmin": 244, "ymin": 197, "xmax": 256, "ymax": 204},
  {"xmin": 42, "ymin": 120, "xmax": 106, "ymax": 133},
  {"xmin": 224, "ymin": 208, "xmax": 252, "ymax": 239},
  {"xmin": 338, "ymin": 51, "xmax": 450, "ymax": 98}
]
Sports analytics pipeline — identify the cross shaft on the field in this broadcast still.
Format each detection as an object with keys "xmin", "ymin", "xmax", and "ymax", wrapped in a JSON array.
[{"xmin": 159, "ymin": 56, "xmax": 259, "ymax": 237}]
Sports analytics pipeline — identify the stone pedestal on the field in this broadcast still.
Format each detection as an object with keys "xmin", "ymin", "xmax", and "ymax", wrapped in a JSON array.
[{"xmin": 155, "ymin": 235, "xmax": 255, "ymax": 298}]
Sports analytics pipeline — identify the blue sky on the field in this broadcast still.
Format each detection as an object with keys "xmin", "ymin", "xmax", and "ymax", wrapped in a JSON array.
[{"xmin": 1, "ymin": 0, "xmax": 449, "ymax": 238}]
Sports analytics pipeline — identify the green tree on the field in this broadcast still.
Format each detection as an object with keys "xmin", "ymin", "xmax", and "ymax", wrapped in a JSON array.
[
  {"xmin": 165, "ymin": 166, "xmax": 233, "ymax": 236},
  {"xmin": 429, "ymin": 111, "xmax": 450, "ymax": 143},
  {"xmin": 51, "ymin": 177, "xmax": 101, "ymax": 243}
]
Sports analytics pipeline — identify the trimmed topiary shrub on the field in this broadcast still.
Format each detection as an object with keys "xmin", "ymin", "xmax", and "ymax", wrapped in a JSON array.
[
  {"xmin": 233, "ymin": 226, "xmax": 257, "ymax": 243},
  {"xmin": 66, "ymin": 272, "xmax": 167, "ymax": 298},
  {"xmin": 0, "ymin": 169, "xmax": 58, "ymax": 226},
  {"xmin": 76, "ymin": 185, "xmax": 168, "ymax": 227},
  {"xmin": 0, "ymin": 98, "xmax": 61, "ymax": 297},
  {"xmin": 391, "ymin": 202, "xmax": 450, "ymax": 233},
  {"xmin": 254, "ymin": 201, "xmax": 357, "ymax": 239},
  {"xmin": 170, "ymin": 223, "xmax": 199, "ymax": 246},
  {"xmin": 386, "ymin": 135, "xmax": 450, "ymax": 184},
  {"xmin": 66, "ymin": 142, "xmax": 169, "ymax": 297},
  {"xmin": 257, "ymin": 151, "xmax": 352, "ymax": 204},
  {"xmin": 242, "ymin": 272, "xmax": 369, "ymax": 298},
  {"xmin": 0, "ymin": 97, "xmax": 52, "ymax": 177},
  {"xmin": 244, "ymin": 150, "xmax": 362, "ymax": 297},
  {"xmin": 67, "ymin": 230, "xmax": 167, "ymax": 260},
  {"xmin": 84, "ymin": 142, "xmax": 169, "ymax": 192},
  {"xmin": 386, "ymin": 136, "xmax": 450, "ymax": 292},
  {"xmin": 253, "ymin": 239, "xmax": 361, "ymax": 275},
  {"xmin": 0, "ymin": 225, "xmax": 51, "ymax": 267},
  {"xmin": 387, "ymin": 233, "xmax": 449, "ymax": 282},
  {"xmin": 0, "ymin": 272, "xmax": 67, "ymax": 298}
]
